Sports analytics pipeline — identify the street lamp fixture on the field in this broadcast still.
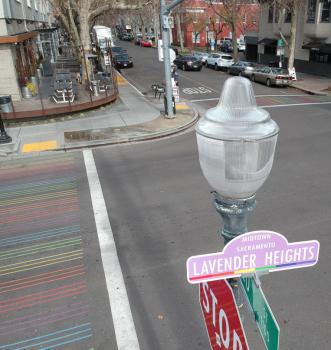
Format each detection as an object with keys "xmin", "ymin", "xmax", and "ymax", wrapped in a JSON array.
[{"xmin": 196, "ymin": 77, "xmax": 279, "ymax": 244}]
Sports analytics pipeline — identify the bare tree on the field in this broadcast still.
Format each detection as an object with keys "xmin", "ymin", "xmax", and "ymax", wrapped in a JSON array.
[
  {"xmin": 275, "ymin": 0, "xmax": 302, "ymax": 71},
  {"xmin": 209, "ymin": 13, "xmax": 225, "ymax": 48},
  {"xmin": 208, "ymin": 0, "xmax": 250, "ymax": 61},
  {"xmin": 49, "ymin": 0, "xmax": 139, "ymax": 50}
]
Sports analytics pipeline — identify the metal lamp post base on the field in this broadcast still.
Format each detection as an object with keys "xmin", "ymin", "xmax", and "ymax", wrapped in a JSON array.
[
  {"xmin": 212, "ymin": 192, "xmax": 256, "ymax": 318},
  {"xmin": 212, "ymin": 192, "xmax": 256, "ymax": 245}
]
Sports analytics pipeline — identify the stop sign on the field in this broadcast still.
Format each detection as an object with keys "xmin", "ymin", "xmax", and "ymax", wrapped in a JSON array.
[{"xmin": 200, "ymin": 280, "xmax": 249, "ymax": 350}]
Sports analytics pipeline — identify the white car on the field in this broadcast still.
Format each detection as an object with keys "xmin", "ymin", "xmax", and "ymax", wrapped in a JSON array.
[
  {"xmin": 238, "ymin": 40, "xmax": 246, "ymax": 52},
  {"xmin": 205, "ymin": 53, "xmax": 234, "ymax": 71},
  {"xmin": 192, "ymin": 52, "xmax": 209, "ymax": 65}
]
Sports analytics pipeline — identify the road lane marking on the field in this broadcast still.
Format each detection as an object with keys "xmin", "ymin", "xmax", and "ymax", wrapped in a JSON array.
[
  {"xmin": 189, "ymin": 94, "xmax": 314, "ymax": 103},
  {"xmin": 116, "ymin": 74, "xmax": 128, "ymax": 86},
  {"xmin": 261, "ymin": 101, "xmax": 331, "ymax": 108},
  {"xmin": 83, "ymin": 149, "xmax": 140, "ymax": 350},
  {"xmin": 178, "ymin": 73, "xmax": 219, "ymax": 93},
  {"xmin": 22, "ymin": 141, "xmax": 57, "ymax": 153},
  {"xmin": 182, "ymin": 86, "xmax": 213, "ymax": 95},
  {"xmin": 176, "ymin": 103, "xmax": 189, "ymax": 110}
]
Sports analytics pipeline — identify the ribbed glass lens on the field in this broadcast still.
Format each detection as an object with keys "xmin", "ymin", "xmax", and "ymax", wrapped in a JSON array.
[{"xmin": 195, "ymin": 77, "xmax": 279, "ymax": 199}]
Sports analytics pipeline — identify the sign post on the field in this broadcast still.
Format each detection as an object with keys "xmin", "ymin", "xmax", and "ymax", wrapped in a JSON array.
[
  {"xmin": 200, "ymin": 279, "xmax": 249, "ymax": 350},
  {"xmin": 240, "ymin": 275, "xmax": 280, "ymax": 350}
]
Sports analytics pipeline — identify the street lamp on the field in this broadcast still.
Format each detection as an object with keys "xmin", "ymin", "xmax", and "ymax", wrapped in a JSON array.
[{"xmin": 195, "ymin": 77, "xmax": 279, "ymax": 244}]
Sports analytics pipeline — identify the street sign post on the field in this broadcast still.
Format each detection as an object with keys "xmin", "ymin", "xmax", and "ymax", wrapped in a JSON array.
[
  {"xmin": 200, "ymin": 279, "xmax": 249, "ymax": 350},
  {"xmin": 240, "ymin": 275, "xmax": 280, "ymax": 350}
]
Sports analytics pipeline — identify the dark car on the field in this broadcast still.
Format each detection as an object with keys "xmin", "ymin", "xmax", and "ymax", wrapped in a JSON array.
[
  {"xmin": 220, "ymin": 40, "xmax": 233, "ymax": 53},
  {"xmin": 135, "ymin": 35, "xmax": 142, "ymax": 45},
  {"xmin": 113, "ymin": 54, "xmax": 133, "ymax": 69},
  {"xmin": 173, "ymin": 55, "xmax": 202, "ymax": 71},
  {"xmin": 111, "ymin": 46, "xmax": 126, "ymax": 56},
  {"xmin": 228, "ymin": 61, "xmax": 256, "ymax": 77},
  {"xmin": 120, "ymin": 33, "xmax": 133, "ymax": 41}
]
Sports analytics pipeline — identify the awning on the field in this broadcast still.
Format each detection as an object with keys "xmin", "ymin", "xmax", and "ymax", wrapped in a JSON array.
[
  {"xmin": 0, "ymin": 31, "xmax": 39, "ymax": 44},
  {"xmin": 258, "ymin": 38, "xmax": 277, "ymax": 46},
  {"xmin": 302, "ymin": 42, "xmax": 331, "ymax": 54},
  {"xmin": 245, "ymin": 36, "xmax": 258, "ymax": 45}
]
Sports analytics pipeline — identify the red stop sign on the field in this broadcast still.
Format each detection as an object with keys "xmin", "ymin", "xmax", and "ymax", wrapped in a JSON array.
[{"xmin": 200, "ymin": 280, "xmax": 249, "ymax": 350}]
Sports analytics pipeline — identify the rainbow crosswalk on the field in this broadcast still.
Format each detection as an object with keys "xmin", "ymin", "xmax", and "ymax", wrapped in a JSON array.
[{"xmin": 0, "ymin": 154, "xmax": 111, "ymax": 349}]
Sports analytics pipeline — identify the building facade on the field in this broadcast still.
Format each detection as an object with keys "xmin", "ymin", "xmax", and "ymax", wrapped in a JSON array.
[
  {"xmin": 171, "ymin": 0, "xmax": 259, "ymax": 49},
  {"xmin": 0, "ymin": 0, "xmax": 51, "ymax": 101},
  {"xmin": 258, "ymin": 1, "xmax": 331, "ymax": 77}
]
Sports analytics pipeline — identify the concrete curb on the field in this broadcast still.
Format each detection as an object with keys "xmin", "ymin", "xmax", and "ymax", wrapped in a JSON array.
[
  {"xmin": 58, "ymin": 109, "xmax": 199, "ymax": 152},
  {"xmin": 292, "ymin": 83, "xmax": 329, "ymax": 96}
]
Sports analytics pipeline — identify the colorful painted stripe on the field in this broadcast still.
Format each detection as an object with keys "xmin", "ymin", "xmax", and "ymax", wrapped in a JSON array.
[
  {"xmin": 0, "ymin": 302, "xmax": 89, "ymax": 336},
  {"xmin": 0, "ymin": 250, "xmax": 83, "ymax": 277},
  {"xmin": 0, "ymin": 281, "xmax": 87, "ymax": 314},
  {"xmin": 0, "ymin": 323, "xmax": 91, "ymax": 349},
  {"xmin": 0, "ymin": 225, "xmax": 80, "ymax": 248},
  {"xmin": 0, "ymin": 154, "xmax": 94, "ymax": 348},
  {"xmin": 0, "ymin": 264, "xmax": 85, "ymax": 294},
  {"xmin": 189, "ymin": 259, "xmax": 317, "ymax": 281},
  {"xmin": 0, "ymin": 237, "xmax": 82, "ymax": 261}
]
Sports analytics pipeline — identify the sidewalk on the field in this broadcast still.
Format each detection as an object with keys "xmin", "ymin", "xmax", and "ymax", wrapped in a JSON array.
[
  {"xmin": 292, "ymin": 72, "xmax": 331, "ymax": 95},
  {"xmin": 0, "ymin": 75, "xmax": 198, "ymax": 157}
]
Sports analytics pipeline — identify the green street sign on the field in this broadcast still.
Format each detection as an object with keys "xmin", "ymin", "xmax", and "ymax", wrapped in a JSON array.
[
  {"xmin": 277, "ymin": 39, "xmax": 285, "ymax": 47},
  {"xmin": 240, "ymin": 275, "xmax": 280, "ymax": 350}
]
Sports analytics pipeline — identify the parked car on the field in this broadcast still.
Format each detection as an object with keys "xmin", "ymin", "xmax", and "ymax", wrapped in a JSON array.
[
  {"xmin": 113, "ymin": 54, "xmax": 133, "ymax": 69},
  {"xmin": 251, "ymin": 67, "xmax": 293, "ymax": 87},
  {"xmin": 220, "ymin": 40, "xmax": 233, "ymax": 53},
  {"xmin": 237, "ymin": 40, "xmax": 246, "ymax": 52},
  {"xmin": 111, "ymin": 46, "xmax": 126, "ymax": 56},
  {"xmin": 173, "ymin": 55, "xmax": 202, "ymax": 71},
  {"xmin": 120, "ymin": 33, "xmax": 133, "ymax": 41},
  {"xmin": 228, "ymin": 61, "xmax": 256, "ymax": 77},
  {"xmin": 140, "ymin": 39, "xmax": 153, "ymax": 47},
  {"xmin": 192, "ymin": 52, "xmax": 209, "ymax": 65},
  {"xmin": 135, "ymin": 35, "xmax": 142, "ymax": 45},
  {"xmin": 205, "ymin": 53, "xmax": 234, "ymax": 71}
]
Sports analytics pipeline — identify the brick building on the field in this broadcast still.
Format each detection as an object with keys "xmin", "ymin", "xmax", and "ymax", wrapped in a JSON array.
[{"xmin": 171, "ymin": 0, "xmax": 259, "ymax": 49}]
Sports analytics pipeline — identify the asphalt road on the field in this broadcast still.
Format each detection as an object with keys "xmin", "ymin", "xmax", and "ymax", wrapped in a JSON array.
[{"xmin": 92, "ymin": 40, "xmax": 331, "ymax": 349}]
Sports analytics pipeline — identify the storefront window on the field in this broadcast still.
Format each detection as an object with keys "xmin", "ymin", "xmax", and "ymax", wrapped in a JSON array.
[
  {"xmin": 192, "ymin": 32, "xmax": 200, "ymax": 44},
  {"xmin": 268, "ymin": 5, "xmax": 274, "ymax": 23},
  {"xmin": 284, "ymin": 10, "xmax": 292, "ymax": 23},
  {"xmin": 307, "ymin": 0, "xmax": 316, "ymax": 22},
  {"xmin": 310, "ymin": 50, "xmax": 331, "ymax": 63},
  {"xmin": 321, "ymin": 0, "xmax": 331, "ymax": 22}
]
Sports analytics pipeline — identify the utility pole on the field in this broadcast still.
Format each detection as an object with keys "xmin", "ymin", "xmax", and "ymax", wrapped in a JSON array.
[{"xmin": 160, "ymin": 0, "xmax": 184, "ymax": 118}]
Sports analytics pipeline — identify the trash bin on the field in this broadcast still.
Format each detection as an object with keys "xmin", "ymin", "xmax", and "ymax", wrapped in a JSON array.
[
  {"xmin": 164, "ymin": 95, "xmax": 176, "ymax": 115},
  {"xmin": 0, "ymin": 95, "xmax": 13, "ymax": 113},
  {"xmin": 91, "ymin": 80, "xmax": 100, "ymax": 96}
]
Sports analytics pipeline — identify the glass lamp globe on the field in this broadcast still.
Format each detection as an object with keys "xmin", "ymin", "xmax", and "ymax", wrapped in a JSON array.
[{"xmin": 196, "ymin": 77, "xmax": 279, "ymax": 199}]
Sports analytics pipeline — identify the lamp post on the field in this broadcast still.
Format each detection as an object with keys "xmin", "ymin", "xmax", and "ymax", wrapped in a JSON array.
[{"xmin": 195, "ymin": 76, "xmax": 279, "ymax": 309}]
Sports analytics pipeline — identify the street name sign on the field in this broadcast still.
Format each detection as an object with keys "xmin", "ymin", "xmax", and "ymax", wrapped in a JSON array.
[
  {"xmin": 187, "ymin": 231, "xmax": 319, "ymax": 284},
  {"xmin": 200, "ymin": 279, "xmax": 249, "ymax": 350},
  {"xmin": 240, "ymin": 275, "xmax": 279, "ymax": 350}
]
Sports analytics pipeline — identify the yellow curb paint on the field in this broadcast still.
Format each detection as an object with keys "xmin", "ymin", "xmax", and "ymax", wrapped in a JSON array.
[
  {"xmin": 117, "ymin": 75, "xmax": 128, "ymax": 85},
  {"xmin": 22, "ymin": 140, "xmax": 58, "ymax": 153},
  {"xmin": 176, "ymin": 103, "xmax": 189, "ymax": 110}
]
